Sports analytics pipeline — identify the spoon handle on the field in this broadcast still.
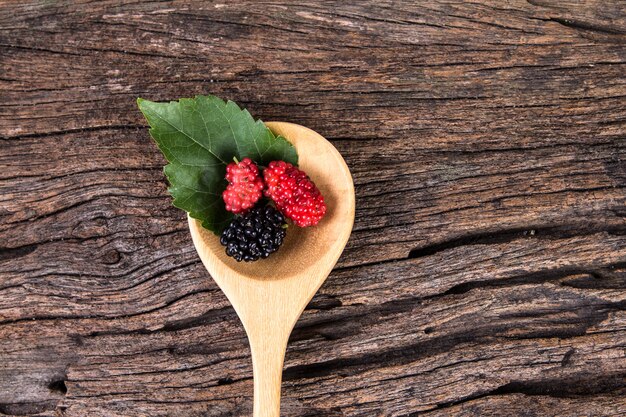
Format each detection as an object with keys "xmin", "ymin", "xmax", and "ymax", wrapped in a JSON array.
[{"xmin": 249, "ymin": 330, "xmax": 290, "ymax": 417}]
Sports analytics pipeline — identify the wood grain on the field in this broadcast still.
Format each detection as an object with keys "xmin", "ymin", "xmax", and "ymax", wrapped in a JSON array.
[{"xmin": 0, "ymin": 1, "xmax": 625, "ymax": 416}]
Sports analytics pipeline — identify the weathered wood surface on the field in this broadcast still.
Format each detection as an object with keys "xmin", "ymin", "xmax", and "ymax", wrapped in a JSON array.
[{"xmin": 1, "ymin": 1, "xmax": 625, "ymax": 416}]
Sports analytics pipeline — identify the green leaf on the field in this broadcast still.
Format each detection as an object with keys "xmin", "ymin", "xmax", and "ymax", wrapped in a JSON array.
[{"xmin": 137, "ymin": 95, "xmax": 298, "ymax": 234}]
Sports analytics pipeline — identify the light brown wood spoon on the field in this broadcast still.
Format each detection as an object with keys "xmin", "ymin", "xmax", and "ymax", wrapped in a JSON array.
[{"xmin": 188, "ymin": 122, "xmax": 355, "ymax": 417}]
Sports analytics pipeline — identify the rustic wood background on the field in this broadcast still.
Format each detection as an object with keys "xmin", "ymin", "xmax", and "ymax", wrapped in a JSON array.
[{"xmin": 1, "ymin": 1, "xmax": 625, "ymax": 416}]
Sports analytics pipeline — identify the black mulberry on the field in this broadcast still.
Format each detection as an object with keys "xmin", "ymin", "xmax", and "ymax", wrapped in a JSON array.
[{"xmin": 220, "ymin": 205, "xmax": 287, "ymax": 262}]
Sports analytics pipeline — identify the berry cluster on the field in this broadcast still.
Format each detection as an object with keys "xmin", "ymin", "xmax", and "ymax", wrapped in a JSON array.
[
  {"xmin": 264, "ymin": 161, "xmax": 326, "ymax": 227},
  {"xmin": 222, "ymin": 158, "xmax": 264, "ymax": 214},
  {"xmin": 220, "ymin": 158, "xmax": 326, "ymax": 262},
  {"xmin": 220, "ymin": 206, "xmax": 286, "ymax": 262}
]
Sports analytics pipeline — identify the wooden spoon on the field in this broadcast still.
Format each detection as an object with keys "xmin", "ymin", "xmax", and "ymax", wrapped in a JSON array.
[{"xmin": 188, "ymin": 122, "xmax": 355, "ymax": 417}]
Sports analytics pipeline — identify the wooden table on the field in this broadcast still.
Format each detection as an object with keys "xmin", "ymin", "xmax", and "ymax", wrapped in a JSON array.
[{"xmin": 1, "ymin": 2, "xmax": 625, "ymax": 416}]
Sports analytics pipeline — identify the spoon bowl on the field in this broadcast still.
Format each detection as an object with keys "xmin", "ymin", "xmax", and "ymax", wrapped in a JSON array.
[{"xmin": 188, "ymin": 122, "xmax": 355, "ymax": 417}]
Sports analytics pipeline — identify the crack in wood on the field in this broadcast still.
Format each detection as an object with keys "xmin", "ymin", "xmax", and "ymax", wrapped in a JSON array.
[
  {"xmin": 424, "ymin": 372, "xmax": 626, "ymax": 415},
  {"xmin": 409, "ymin": 224, "xmax": 626, "ymax": 260},
  {"xmin": 549, "ymin": 17, "xmax": 626, "ymax": 36},
  {"xmin": 432, "ymin": 262, "xmax": 626, "ymax": 298},
  {"xmin": 0, "ymin": 124, "xmax": 142, "ymax": 140}
]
